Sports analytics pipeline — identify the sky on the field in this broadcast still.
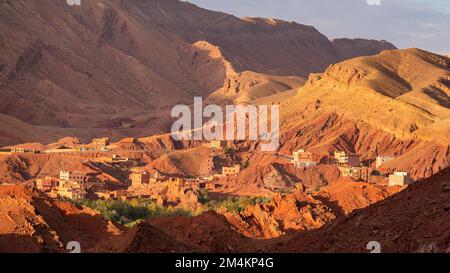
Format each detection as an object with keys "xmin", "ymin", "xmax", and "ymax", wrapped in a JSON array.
[{"xmin": 186, "ymin": 0, "xmax": 450, "ymax": 55}]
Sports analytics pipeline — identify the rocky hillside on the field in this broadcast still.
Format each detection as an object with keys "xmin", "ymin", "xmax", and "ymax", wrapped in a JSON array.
[
  {"xmin": 265, "ymin": 167, "xmax": 450, "ymax": 253},
  {"xmin": 275, "ymin": 49, "xmax": 450, "ymax": 180},
  {"xmin": 0, "ymin": 184, "xmax": 124, "ymax": 253},
  {"xmin": 0, "ymin": 0, "xmax": 395, "ymax": 146},
  {"xmin": 1, "ymin": 167, "xmax": 448, "ymax": 253}
]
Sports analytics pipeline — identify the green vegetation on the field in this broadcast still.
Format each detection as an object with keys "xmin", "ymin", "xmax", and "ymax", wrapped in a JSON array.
[
  {"xmin": 68, "ymin": 198, "xmax": 193, "ymax": 228},
  {"xmin": 198, "ymin": 189, "xmax": 211, "ymax": 204},
  {"xmin": 371, "ymin": 170, "xmax": 381, "ymax": 176},
  {"xmin": 223, "ymin": 146, "xmax": 235, "ymax": 155},
  {"xmin": 242, "ymin": 160, "xmax": 250, "ymax": 169},
  {"xmin": 201, "ymin": 195, "xmax": 271, "ymax": 213},
  {"xmin": 66, "ymin": 194, "xmax": 270, "ymax": 228}
]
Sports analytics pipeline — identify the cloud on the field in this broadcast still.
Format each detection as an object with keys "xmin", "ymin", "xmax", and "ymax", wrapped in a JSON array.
[{"xmin": 366, "ymin": 0, "xmax": 382, "ymax": 6}]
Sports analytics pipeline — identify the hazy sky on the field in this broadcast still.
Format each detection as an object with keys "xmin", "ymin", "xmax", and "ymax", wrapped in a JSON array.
[{"xmin": 187, "ymin": 0, "xmax": 450, "ymax": 54}]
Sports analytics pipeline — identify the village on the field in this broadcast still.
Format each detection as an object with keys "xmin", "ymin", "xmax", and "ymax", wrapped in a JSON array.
[{"xmin": 2, "ymin": 137, "xmax": 414, "ymax": 207}]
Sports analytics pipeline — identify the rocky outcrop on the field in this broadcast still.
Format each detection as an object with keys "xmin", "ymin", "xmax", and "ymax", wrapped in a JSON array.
[
  {"xmin": 267, "ymin": 167, "xmax": 450, "ymax": 253},
  {"xmin": 147, "ymin": 211, "xmax": 252, "ymax": 252},
  {"xmin": 0, "ymin": 184, "xmax": 122, "ymax": 253},
  {"xmin": 277, "ymin": 49, "xmax": 450, "ymax": 180},
  {"xmin": 2, "ymin": 170, "xmax": 449, "ymax": 253},
  {"xmin": 228, "ymin": 192, "xmax": 336, "ymax": 239},
  {"xmin": 220, "ymin": 179, "xmax": 400, "ymax": 240}
]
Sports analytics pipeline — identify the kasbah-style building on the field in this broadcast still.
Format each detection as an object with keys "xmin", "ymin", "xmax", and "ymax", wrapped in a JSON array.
[
  {"xmin": 35, "ymin": 170, "xmax": 113, "ymax": 200},
  {"xmin": 290, "ymin": 149, "xmax": 412, "ymax": 186},
  {"xmin": 31, "ymin": 135, "xmax": 414, "ymax": 206}
]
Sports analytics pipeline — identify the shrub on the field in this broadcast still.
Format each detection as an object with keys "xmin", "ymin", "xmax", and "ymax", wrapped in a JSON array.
[
  {"xmin": 68, "ymin": 198, "xmax": 193, "ymax": 227},
  {"xmin": 201, "ymin": 195, "xmax": 270, "ymax": 213},
  {"xmin": 242, "ymin": 160, "xmax": 250, "ymax": 169},
  {"xmin": 223, "ymin": 146, "xmax": 235, "ymax": 155},
  {"xmin": 313, "ymin": 185, "xmax": 322, "ymax": 192},
  {"xmin": 198, "ymin": 189, "xmax": 210, "ymax": 204},
  {"xmin": 67, "ymin": 195, "xmax": 270, "ymax": 227}
]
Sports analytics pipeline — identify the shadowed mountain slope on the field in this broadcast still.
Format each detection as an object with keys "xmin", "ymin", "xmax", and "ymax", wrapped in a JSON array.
[{"xmin": 0, "ymin": 0, "xmax": 395, "ymax": 146}]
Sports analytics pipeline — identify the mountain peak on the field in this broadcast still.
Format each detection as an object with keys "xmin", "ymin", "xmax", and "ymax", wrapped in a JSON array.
[{"xmin": 284, "ymin": 48, "xmax": 450, "ymax": 141}]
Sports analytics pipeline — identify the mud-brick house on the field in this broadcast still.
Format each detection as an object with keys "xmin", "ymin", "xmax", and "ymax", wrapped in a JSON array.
[
  {"xmin": 11, "ymin": 147, "xmax": 25, "ymax": 153},
  {"xmin": 292, "ymin": 149, "xmax": 317, "ymax": 167},
  {"xmin": 168, "ymin": 177, "xmax": 186, "ymax": 196},
  {"xmin": 35, "ymin": 175, "xmax": 59, "ymax": 192},
  {"xmin": 222, "ymin": 165, "xmax": 241, "ymax": 176},
  {"xmin": 148, "ymin": 169, "xmax": 165, "ymax": 183},
  {"xmin": 117, "ymin": 138, "xmax": 137, "ymax": 150},
  {"xmin": 60, "ymin": 170, "xmax": 90, "ymax": 184},
  {"xmin": 44, "ymin": 145, "xmax": 78, "ymax": 154},
  {"xmin": 91, "ymin": 137, "xmax": 110, "ymax": 148},
  {"xmin": 130, "ymin": 172, "xmax": 150, "ymax": 186},
  {"xmin": 56, "ymin": 180, "xmax": 87, "ymax": 200},
  {"xmin": 341, "ymin": 166, "xmax": 370, "ymax": 182},
  {"xmin": 334, "ymin": 151, "xmax": 361, "ymax": 167}
]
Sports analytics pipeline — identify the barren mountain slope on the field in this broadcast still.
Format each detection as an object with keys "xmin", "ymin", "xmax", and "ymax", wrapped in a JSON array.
[
  {"xmin": 332, "ymin": 38, "xmax": 397, "ymax": 60},
  {"xmin": 282, "ymin": 48, "xmax": 450, "ymax": 140},
  {"xmin": 264, "ymin": 167, "xmax": 450, "ymax": 253},
  {"xmin": 221, "ymin": 49, "xmax": 450, "ymax": 192},
  {"xmin": 0, "ymin": 184, "xmax": 124, "ymax": 253},
  {"xmin": 0, "ymin": 0, "xmax": 395, "ymax": 146},
  {"xmin": 254, "ymin": 49, "xmax": 450, "ymax": 181},
  {"xmin": 129, "ymin": 0, "xmax": 396, "ymax": 77},
  {"xmin": 188, "ymin": 41, "xmax": 305, "ymax": 105}
]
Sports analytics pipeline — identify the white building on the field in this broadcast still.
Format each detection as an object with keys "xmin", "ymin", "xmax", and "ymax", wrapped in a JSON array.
[
  {"xmin": 376, "ymin": 156, "xmax": 395, "ymax": 168},
  {"xmin": 291, "ymin": 149, "xmax": 316, "ymax": 167},
  {"xmin": 389, "ymin": 172, "xmax": 413, "ymax": 186},
  {"xmin": 59, "ymin": 171, "xmax": 88, "ymax": 184},
  {"xmin": 334, "ymin": 151, "xmax": 361, "ymax": 167}
]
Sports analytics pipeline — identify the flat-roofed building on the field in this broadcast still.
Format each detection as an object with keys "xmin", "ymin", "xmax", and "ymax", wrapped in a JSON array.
[
  {"xmin": 95, "ymin": 154, "xmax": 132, "ymax": 164},
  {"xmin": 95, "ymin": 191, "xmax": 116, "ymax": 200},
  {"xmin": 117, "ymin": 138, "xmax": 136, "ymax": 150},
  {"xmin": 334, "ymin": 151, "xmax": 361, "ymax": 167},
  {"xmin": 341, "ymin": 166, "xmax": 370, "ymax": 182},
  {"xmin": 222, "ymin": 165, "xmax": 241, "ymax": 176},
  {"xmin": 55, "ymin": 180, "xmax": 87, "ymax": 200},
  {"xmin": 11, "ymin": 148, "xmax": 25, "ymax": 153},
  {"xmin": 205, "ymin": 182, "xmax": 222, "ymax": 190},
  {"xmin": 44, "ymin": 145, "xmax": 78, "ymax": 154},
  {"xmin": 60, "ymin": 171, "xmax": 88, "ymax": 184},
  {"xmin": 210, "ymin": 140, "xmax": 226, "ymax": 149},
  {"xmin": 35, "ymin": 176, "xmax": 59, "ymax": 192},
  {"xmin": 92, "ymin": 137, "xmax": 110, "ymax": 148},
  {"xmin": 376, "ymin": 156, "xmax": 395, "ymax": 168},
  {"xmin": 149, "ymin": 169, "xmax": 164, "ymax": 183},
  {"xmin": 389, "ymin": 172, "xmax": 413, "ymax": 186},
  {"xmin": 130, "ymin": 172, "xmax": 150, "ymax": 186},
  {"xmin": 168, "ymin": 177, "xmax": 186, "ymax": 196},
  {"xmin": 58, "ymin": 187, "xmax": 87, "ymax": 200},
  {"xmin": 292, "ymin": 149, "xmax": 317, "ymax": 167}
]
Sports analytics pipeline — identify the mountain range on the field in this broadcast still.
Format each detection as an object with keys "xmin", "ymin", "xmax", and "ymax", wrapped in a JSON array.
[{"xmin": 0, "ymin": 0, "xmax": 395, "ymax": 146}]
